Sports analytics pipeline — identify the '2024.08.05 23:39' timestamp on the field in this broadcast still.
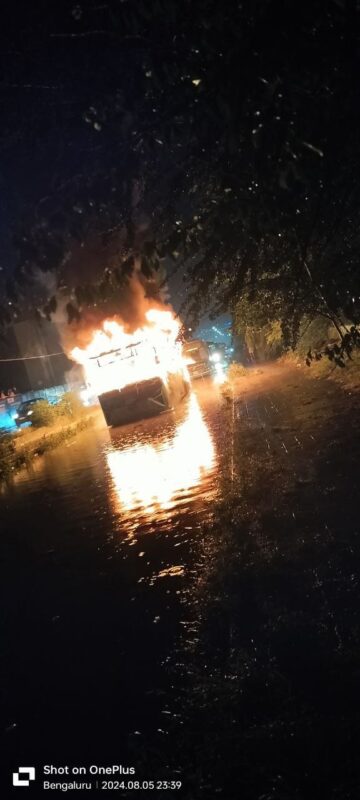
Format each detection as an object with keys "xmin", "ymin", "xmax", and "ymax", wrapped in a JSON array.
[{"xmin": 98, "ymin": 780, "xmax": 182, "ymax": 790}]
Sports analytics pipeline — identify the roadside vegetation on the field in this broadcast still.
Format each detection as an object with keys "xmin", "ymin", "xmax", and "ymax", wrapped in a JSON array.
[
  {"xmin": 30, "ymin": 392, "xmax": 83, "ymax": 428},
  {"xmin": 232, "ymin": 301, "xmax": 360, "ymax": 391},
  {"xmin": 0, "ymin": 393, "xmax": 94, "ymax": 482}
]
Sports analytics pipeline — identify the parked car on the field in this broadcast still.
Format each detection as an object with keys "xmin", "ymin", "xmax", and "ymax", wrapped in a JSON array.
[{"xmin": 14, "ymin": 398, "xmax": 43, "ymax": 427}]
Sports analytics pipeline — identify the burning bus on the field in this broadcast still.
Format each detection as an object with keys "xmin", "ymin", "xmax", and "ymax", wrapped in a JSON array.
[{"xmin": 70, "ymin": 309, "xmax": 190, "ymax": 427}]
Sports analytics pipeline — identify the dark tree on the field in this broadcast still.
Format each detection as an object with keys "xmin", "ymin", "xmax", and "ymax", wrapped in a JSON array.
[{"xmin": 1, "ymin": 0, "xmax": 360, "ymax": 339}]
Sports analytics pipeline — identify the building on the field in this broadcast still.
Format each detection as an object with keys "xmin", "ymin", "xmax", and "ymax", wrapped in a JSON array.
[{"xmin": 0, "ymin": 317, "xmax": 71, "ymax": 393}]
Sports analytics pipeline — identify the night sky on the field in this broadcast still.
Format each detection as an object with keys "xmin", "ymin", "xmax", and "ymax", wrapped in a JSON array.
[
  {"xmin": 0, "ymin": 1, "xmax": 222, "ymax": 323},
  {"xmin": 0, "ymin": 2, "xmax": 129, "ymax": 270},
  {"xmin": 1, "ymin": 1, "xmax": 360, "ymax": 327}
]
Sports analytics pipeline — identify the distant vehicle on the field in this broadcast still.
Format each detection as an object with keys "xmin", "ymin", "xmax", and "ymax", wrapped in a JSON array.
[
  {"xmin": 14, "ymin": 398, "xmax": 42, "ymax": 427},
  {"xmin": 183, "ymin": 339, "xmax": 212, "ymax": 379},
  {"xmin": 207, "ymin": 341, "xmax": 234, "ymax": 366}
]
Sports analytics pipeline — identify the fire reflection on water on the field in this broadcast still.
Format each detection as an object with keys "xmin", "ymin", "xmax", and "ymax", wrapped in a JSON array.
[{"xmin": 106, "ymin": 393, "xmax": 216, "ymax": 523}]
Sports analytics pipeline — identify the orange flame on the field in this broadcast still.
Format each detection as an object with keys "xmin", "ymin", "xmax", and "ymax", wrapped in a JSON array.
[{"xmin": 70, "ymin": 308, "xmax": 188, "ymax": 395}]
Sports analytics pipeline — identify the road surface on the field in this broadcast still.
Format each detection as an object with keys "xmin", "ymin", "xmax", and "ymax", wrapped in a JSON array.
[
  {"xmin": 2, "ymin": 364, "xmax": 360, "ymax": 798},
  {"xmin": 2, "ymin": 377, "xmax": 225, "ymax": 766}
]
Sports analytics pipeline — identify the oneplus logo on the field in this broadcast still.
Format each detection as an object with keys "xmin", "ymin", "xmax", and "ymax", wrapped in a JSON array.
[{"xmin": 12, "ymin": 767, "xmax": 36, "ymax": 787}]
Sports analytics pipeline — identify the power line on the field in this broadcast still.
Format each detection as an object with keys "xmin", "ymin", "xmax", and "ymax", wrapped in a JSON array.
[{"xmin": 0, "ymin": 352, "xmax": 67, "ymax": 363}]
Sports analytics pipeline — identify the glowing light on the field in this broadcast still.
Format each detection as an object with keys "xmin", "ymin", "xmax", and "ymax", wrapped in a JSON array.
[
  {"xmin": 70, "ymin": 308, "xmax": 189, "ymax": 397},
  {"xmin": 213, "ymin": 363, "xmax": 226, "ymax": 384},
  {"xmin": 79, "ymin": 387, "xmax": 94, "ymax": 406},
  {"xmin": 106, "ymin": 393, "xmax": 215, "ymax": 516}
]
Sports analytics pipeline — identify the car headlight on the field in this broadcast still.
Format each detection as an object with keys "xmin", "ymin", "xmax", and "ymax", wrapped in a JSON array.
[{"xmin": 210, "ymin": 352, "xmax": 221, "ymax": 362}]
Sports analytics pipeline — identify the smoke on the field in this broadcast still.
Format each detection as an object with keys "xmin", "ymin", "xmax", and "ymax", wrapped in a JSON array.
[
  {"xmin": 32, "ymin": 259, "xmax": 174, "ymax": 358},
  {"xmin": 58, "ymin": 274, "xmax": 175, "ymax": 355}
]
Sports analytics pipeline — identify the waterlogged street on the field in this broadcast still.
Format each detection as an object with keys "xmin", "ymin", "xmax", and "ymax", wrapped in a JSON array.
[
  {"xmin": 2, "ymin": 364, "xmax": 360, "ymax": 798},
  {"xmin": 2, "ymin": 378, "xmax": 224, "ymax": 768}
]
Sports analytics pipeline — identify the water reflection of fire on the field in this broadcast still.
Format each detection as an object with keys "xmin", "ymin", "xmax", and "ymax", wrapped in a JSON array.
[
  {"xmin": 106, "ymin": 394, "xmax": 215, "ymax": 516},
  {"xmin": 70, "ymin": 308, "xmax": 188, "ymax": 396}
]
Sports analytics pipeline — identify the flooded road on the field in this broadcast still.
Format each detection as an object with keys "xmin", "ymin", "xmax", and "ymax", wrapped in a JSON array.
[
  {"xmin": 3, "ymin": 364, "xmax": 360, "ymax": 797},
  {"xmin": 2, "ymin": 379, "xmax": 224, "ymax": 768}
]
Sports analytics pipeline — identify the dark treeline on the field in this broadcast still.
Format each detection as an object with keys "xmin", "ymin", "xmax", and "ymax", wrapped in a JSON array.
[{"xmin": 1, "ymin": 0, "xmax": 360, "ymax": 351}]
